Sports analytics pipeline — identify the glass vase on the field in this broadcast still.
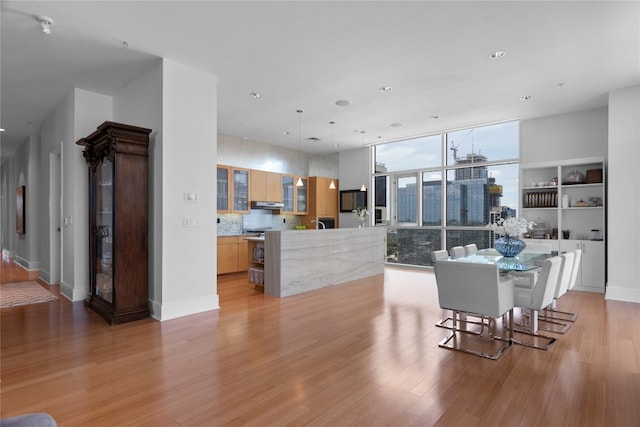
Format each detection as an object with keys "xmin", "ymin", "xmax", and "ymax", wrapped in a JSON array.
[{"xmin": 494, "ymin": 236, "xmax": 526, "ymax": 257}]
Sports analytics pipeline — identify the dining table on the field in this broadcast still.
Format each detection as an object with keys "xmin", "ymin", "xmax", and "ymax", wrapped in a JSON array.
[{"xmin": 450, "ymin": 248, "xmax": 554, "ymax": 273}]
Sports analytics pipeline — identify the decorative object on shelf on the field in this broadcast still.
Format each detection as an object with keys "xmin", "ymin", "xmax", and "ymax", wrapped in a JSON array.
[
  {"xmin": 562, "ymin": 229, "xmax": 571, "ymax": 239},
  {"xmin": 494, "ymin": 236, "xmax": 526, "ymax": 257},
  {"xmin": 549, "ymin": 177, "xmax": 558, "ymax": 186},
  {"xmin": 563, "ymin": 169, "xmax": 586, "ymax": 184},
  {"xmin": 586, "ymin": 168, "xmax": 603, "ymax": 184},
  {"xmin": 488, "ymin": 216, "xmax": 533, "ymax": 257},
  {"xmin": 353, "ymin": 206, "xmax": 369, "ymax": 228}
]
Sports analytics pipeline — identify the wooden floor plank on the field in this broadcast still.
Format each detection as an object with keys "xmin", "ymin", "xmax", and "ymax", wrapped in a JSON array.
[{"xmin": 1, "ymin": 259, "xmax": 639, "ymax": 425}]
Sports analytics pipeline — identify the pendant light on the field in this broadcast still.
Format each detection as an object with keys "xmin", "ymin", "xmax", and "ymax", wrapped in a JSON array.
[
  {"xmin": 329, "ymin": 121, "xmax": 337, "ymax": 190},
  {"xmin": 360, "ymin": 131, "xmax": 367, "ymax": 191},
  {"xmin": 296, "ymin": 109, "xmax": 304, "ymax": 187}
]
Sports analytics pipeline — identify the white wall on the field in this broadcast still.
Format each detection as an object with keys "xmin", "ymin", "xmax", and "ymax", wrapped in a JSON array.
[
  {"xmin": 520, "ymin": 107, "xmax": 608, "ymax": 163},
  {"xmin": 218, "ymin": 133, "xmax": 338, "ymax": 178},
  {"xmin": 606, "ymin": 85, "xmax": 640, "ymax": 303},
  {"xmin": 65, "ymin": 89, "xmax": 112, "ymax": 301},
  {"xmin": 113, "ymin": 60, "xmax": 163, "ymax": 306},
  {"xmin": 12, "ymin": 134, "xmax": 40, "ymax": 270},
  {"xmin": 156, "ymin": 59, "xmax": 218, "ymax": 321},
  {"xmin": 338, "ymin": 147, "xmax": 370, "ymax": 228}
]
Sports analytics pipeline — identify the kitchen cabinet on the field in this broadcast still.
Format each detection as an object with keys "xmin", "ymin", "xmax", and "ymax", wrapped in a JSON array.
[
  {"xmin": 217, "ymin": 236, "xmax": 249, "ymax": 274},
  {"xmin": 560, "ymin": 240, "xmax": 605, "ymax": 292},
  {"xmin": 303, "ymin": 176, "xmax": 339, "ymax": 228},
  {"xmin": 521, "ymin": 157, "xmax": 605, "ymax": 293},
  {"xmin": 250, "ymin": 170, "xmax": 282, "ymax": 202},
  {"xmin": 76, "ymin": 121, "xmax": 151, "ymax": 324},
  {"xmin": 217, "ymin": 165, "xmax": 250, "ymax": 213},
  {"xmin": 282, "ymin": 175, "xmax": 308, "ymax": 214}
]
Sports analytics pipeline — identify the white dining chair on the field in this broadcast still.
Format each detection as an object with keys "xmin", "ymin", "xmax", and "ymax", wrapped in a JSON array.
[
  {"xmin": 512, "ymin": 256, "xmax": 562, "ymax": 350},
  {"xmin": 537, "ymin": 251, "xmax": 575, "ymax": 334},
  {"xmin": 464, "ymin": 243, "xmax": 478, "ymax": 256},
  {"xmin": 434, "ymin": 259, "xmax": 515, "ymax": 360},
  {"xmin": 543, "ymin": 249, "xmax": 581, "ymax": 323},
  {"xmin": 449, "ymin": 246, "xmax": 466, "ymax": 259}
]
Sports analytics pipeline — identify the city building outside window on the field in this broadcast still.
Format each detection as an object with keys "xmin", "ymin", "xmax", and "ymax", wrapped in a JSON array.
[{"xmin": 374, "ymin": 121, "xmax": 519, "ymax": 267}]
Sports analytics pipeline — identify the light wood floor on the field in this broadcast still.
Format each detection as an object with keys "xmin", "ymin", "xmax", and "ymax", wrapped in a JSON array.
[{"xmin": 1, "ymin": 258, "xmax": 639, "ymax": 426}]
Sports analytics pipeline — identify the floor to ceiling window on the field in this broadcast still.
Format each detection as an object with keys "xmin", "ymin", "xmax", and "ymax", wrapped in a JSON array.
[{"xmin": 374, "ymin": 121, "xmax": 520, "ymax": 267}]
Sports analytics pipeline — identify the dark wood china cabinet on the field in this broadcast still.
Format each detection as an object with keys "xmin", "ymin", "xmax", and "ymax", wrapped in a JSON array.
[{"xmin": 76, "ymin": 121, "xmax": 151, "ymax": 324}]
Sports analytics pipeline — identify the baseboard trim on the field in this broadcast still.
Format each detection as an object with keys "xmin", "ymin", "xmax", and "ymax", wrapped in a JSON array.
[{"xmin": 605, "ymin": 286, "xmax": 640, "ymax": 303}]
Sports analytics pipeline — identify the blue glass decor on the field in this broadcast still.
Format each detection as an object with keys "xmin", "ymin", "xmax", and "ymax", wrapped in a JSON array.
[{"xmin": 494, "ymin": 236, "xmax": 526, "ymax": 257}]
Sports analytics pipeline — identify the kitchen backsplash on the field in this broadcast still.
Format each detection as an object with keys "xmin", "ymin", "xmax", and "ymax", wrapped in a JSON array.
[{"xmin": 217, "ymin": 213, "xmax": 300, "ymax": 235}]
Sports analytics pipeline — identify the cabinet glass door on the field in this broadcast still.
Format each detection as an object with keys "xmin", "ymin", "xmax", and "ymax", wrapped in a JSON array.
[
  {"xmin": 282, "ymin": 176, "xmax": 294, "ymax": 212},
  {"xmin": 96, "ymin": 159, "xmax": 113, "ymax": 303},
  {"xmin": 233, "ymin": 169, "xmax": 249, "ymax": 211},
  {"xmin": 217, "ymin": 167, "xmax": 229, "ymax": 211},
  {"xmin": 296, "ymin": 178, "xmax": 308, "ymax": 212}
]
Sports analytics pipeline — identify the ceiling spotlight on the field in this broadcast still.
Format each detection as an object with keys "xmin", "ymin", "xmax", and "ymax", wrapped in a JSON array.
[
  {"xmin": 250, "ymin": 92, "xmax": 261, "ymax": 98},
  {"xmin": 122, "ymin": 41, "xmax": 130, "ymax": 48},
  {"xmin": 0, "ymin": 128, "xmax": 5, "ymax": 132},
  {"xmin": 431, "ymin": 115, "xmax": 439, "ymax": 119},
  {"xmin": 283, "ymin": 131, "xmax": 291, "ymax": 135},
  {"xmin": 489, "ymin": 51, "xmax": 506, "ymax": 60},
  {"xmin": 36, "ymin": 15, "xmax": 54, "ymax": 34},
  {"xmin": 390, "ymin": 123, "xmax": 403, "ymax": 128},
  {"xmin": 520, "ymin": 95, "xmax": 532, "ymax": 101},
  {"xmin": 379, "ymin": 86, "xmax": 392, "ymax": 92},
  {"xmin": 335, "ymin": 99, "xmax": 352, "ymax": 107}
]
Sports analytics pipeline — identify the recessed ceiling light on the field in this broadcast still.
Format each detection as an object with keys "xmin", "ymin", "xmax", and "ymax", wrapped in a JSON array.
[
  {"xmin": 489, "ymin": 51, "xmax": 506, "ymax": 59},
  {"xmin": 520, "ymin": 95, "xmax": 532, "ymax": 101},
  {"xmin": 390, "ymin": 123, "xmax": 403, "ymax": 128},
  {"xmin": 249, "ymin": 92, "xmax": 261, "ymax": 98},
  {"xmin": 283, "ymin": 131, "xmax": 291, "ymax": 135},
  {"xmin": 307, "ymin": 137, "xmax": 321, "ymax": 142},
  {"xmin": 431, "ymin": 115, "xmax": 439, "ymax": 119},
  {"xmin": 121, "ymin": 41, "xmax": 130, "ymax": 48},
  {"xmin": 557, "ymin": 82, "xmax": 565, "ymax": 87},
  {"xmin": 379, "ymin": 86, "xmax": 392, "ymax": 92},
  {"xmin": 333, "ymin": 143, "xmax": 339, "ymax": 147},
  {"xmin": 335, "ymin": 99, "xmax": 352, "ymax": 107}
]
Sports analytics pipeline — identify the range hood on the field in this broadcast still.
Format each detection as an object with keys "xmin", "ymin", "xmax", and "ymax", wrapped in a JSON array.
[{"xmin": 251, "ymin": 201, "xmax": 284, "ymax": 210}]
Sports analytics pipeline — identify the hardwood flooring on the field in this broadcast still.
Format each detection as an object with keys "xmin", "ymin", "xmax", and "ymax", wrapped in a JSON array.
[{"xmin": 1, "ymin": 258, "xmax": 639, "ymax": 426}]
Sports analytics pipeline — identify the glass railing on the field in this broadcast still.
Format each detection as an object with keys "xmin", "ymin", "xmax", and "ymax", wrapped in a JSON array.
[{"xmin": 385, "ymin": 226, "xmax": 493, "ymax": 268}]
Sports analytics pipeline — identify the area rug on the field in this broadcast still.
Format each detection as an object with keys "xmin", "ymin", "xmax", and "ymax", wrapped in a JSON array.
[{"xmin": 0, "ymin": 281, "xmax": 59, "ymax": 308}]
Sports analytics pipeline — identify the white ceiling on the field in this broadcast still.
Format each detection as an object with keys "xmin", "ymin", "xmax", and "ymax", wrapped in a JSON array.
[{"xmin": 1, "ymin": 1, "xmax": 639, "ymax": 158}]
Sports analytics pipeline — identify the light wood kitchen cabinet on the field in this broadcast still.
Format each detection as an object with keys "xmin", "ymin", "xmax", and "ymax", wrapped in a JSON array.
[
  {"xmin": 303, "ymin": 176, "xmax": 339, "ymax": 228},
  {"xmin": 217, "ymin": 165, "xmax": 250, "ymax": 213},
  {"xmin": 282, "ymin": 175, "xmax": 308, "ymax": 214},
  {"xmin": 217, "ymin": 236, "xmax": 249, "ymax": 274},
  {"xmin": 250, "ymin": 170, "xmax": 282, "ymax": 202}
]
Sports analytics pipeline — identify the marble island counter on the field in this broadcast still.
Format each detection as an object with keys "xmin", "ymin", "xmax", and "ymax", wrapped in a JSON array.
[{"xmin": 264, "ymin": 227, "xmax": 385, "ymax": 297}]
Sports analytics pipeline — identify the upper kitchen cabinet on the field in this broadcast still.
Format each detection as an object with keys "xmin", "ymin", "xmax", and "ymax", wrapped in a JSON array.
[
  {"xmin": 250, "ymin": 170, "xmax": 282, "ymax": 202},
  {"xmin": 301, "ymin": 177, "xmax": 339, "ymax": 229},
  {"xmin": 282, "ymin": 175, "xmax": 308, "ymax": 214},
  {"xmin": 217, "ymin": 165, "xmax": 250, "ymax": 213},
  {"xmin": 309, "ymin": 176, "xmax": 339, "ymax": 217}
]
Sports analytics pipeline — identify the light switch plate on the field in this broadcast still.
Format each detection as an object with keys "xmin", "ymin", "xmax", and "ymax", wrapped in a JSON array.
[
  {"xmin": 183, "ymin": 217, "xmax": 200, "ymax": 227},
  {"xmin": 184, "ymin": 192, "xmax": 199, "ymax": 203}
]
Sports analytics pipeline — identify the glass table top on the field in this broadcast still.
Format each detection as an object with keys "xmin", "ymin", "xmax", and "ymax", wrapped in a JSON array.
[{"xmin": 452, "ymin": 249, "xmax": 552, "ymax": 272}]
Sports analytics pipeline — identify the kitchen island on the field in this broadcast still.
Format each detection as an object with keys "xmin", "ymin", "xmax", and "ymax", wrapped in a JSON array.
[{"xmin": 264, "ymin": 227, "xmax": 385, "ymax": 297}]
